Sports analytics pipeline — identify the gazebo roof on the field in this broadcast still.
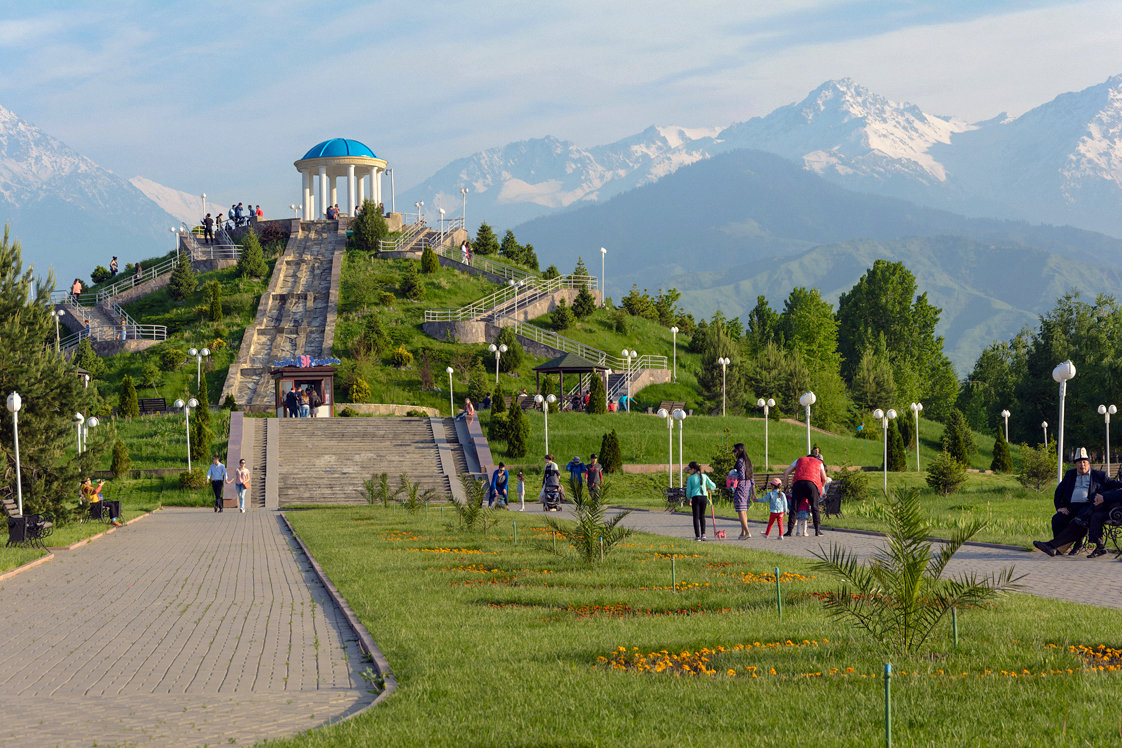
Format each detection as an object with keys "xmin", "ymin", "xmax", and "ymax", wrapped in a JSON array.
[
  {"xmin": 300, "ymin": 138, "xmax": 377, "ymax": 160},
  {"xmin": 533, "ymin": 352, "xmax": 608, "ymax": 373}
]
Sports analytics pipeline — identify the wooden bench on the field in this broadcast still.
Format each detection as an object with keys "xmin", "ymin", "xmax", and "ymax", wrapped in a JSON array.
[
  {"xmin": 664, "ymin": 486, "xmax": 687, "ymax": 511},
  {"xmin": 3, "ymin": 498, "xmax": 53, "ymax": 549},
  {"xmin": 138, "ymin": 397, "xmax": 168, "ymax": 415},
  {"xmin": 655, "ymin": 401, "xmax": 686, "ymax": 415}
]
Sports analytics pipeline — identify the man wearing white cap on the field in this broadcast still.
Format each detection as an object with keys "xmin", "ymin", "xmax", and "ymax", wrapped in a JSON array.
[{"xmin": 1033, "ymin": 447, "xmax": 1122, "ymax": 556}]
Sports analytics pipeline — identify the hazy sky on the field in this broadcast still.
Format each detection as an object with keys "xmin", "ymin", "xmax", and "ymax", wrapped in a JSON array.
[{"xmin": 1, "ymin": 0, "xmax": 1119, "ymax": 214}]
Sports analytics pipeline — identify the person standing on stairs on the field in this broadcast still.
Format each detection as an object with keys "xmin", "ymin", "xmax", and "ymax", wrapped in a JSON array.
[
  {"xmin": 203, "ymin": 213, "xmax": 214, "ymax": 244},
  {"xmin": 109, "ymin": 256, "xmax": 118, "ymax": 277},
  {"xmin": 308, "ymin": 386, "xmax": 321, "ymax": 417},
  {"xmin": 284, "ymin": 386, "xmax": 299, "ymax": 418},
  {"xmin": 207, "ymin": 454, "xmax": 229, "ymax": 513}
]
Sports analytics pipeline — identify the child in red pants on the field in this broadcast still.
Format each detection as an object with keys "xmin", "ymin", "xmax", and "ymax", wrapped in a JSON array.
[{"xmin": 760, "ymin": 477, "xmax": 788, "ymax": 539}]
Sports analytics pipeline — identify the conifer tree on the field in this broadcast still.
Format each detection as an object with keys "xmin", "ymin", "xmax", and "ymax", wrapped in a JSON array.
[
  {"xmin": 542, "ymin": 264, "xmax": 560, "ymax": 280},
  {"xmin": 119, "ymin": 374, "xmax": 139, "ymax": 418},
  {"xmin": 495, "ymin": 327, "xmax": 524, "ymax": 372},
  {"xmin": 352, "ymin": 199, "xmax": 388, "ymax": 253},
  {"xmin": 399, "ymin": 260, "xmax": 425, "ymax": 300},
  {"xmin": 599, "ymin": 429, "xmax": 623, "ymax": 472},
  {"xmin": 499, "ymin": 230, "xmax": 522, "ymax": 263},
  {"xmin": 167, "ymin": 252, "xmax": 197, "ymax": 301},
  {"xmin": 887, "ymin": 420, "xmax": 907, "ymax": 471},
  {"xmin": 473, "ymin": 223, "xmax": 500, "ymax": 256},
  {"xmin": 421, "ymin": 245, "xmax": 440, "ymax": 274},
  {"xmin": 491, "ymin": 378, "xmax": 507, "ymax": 415},
  {"xmin": 487, "ymin": 409, "xmax": 508, "ymax": 445},
  {"xmin": 941, "ymin": 408, "xmax": 975, "ymax": 466},
  {"xmin": 190, "ymin": 415, "xmax": 212, "ymax": 464},
  {"xmin": 552, "ymin": 297, "xmax": 574, "ymax": 330},
  {"xmin": 73, "ymin": 337, "xmax": 106, "ymax": 376},
  {"xmin": 505, "ymin": 399, "xmax": 529, "ymax": 458},
  {"xmin": 521, "ymin": 243, "xmax": 539, "ymax": 271},
  {"xmin": 573, "ymin": 257, "xmax": 590, "ymax": 277},
  {"xmin": 205, "ymin": 281, "xmax": 222, "ymax": 322},
  {"xmin": 195, "ymin": 370, "xmax": 210, "ymax": 426},
  {"xmin": 237, "ymin": 228, "xmax": 268, "ymax": 277},
  {"xmin": 111, "ymin": 439, "xmax": 131, "ymax": 478},
  {"xmin": 587, "ymin": 374, "xmax": 607, "ymax": 414},
  {"xmin": 573, "ymin": 285, "xmax": 596, "ymax": 319},
  {"xmin": 991, "ymin": 432, "xmax": 1013, "ymax": 473}
]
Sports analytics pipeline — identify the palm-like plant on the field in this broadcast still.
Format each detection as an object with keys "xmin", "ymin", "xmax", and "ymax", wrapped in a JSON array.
[
  {"xmin": 810, "ymin": 488, "xmax": 1022, "ymax": 654},
  {"xmin": 361, "ymin": 472, "xmax": 397, "ymax": 506},
  {"xmin": 398, "ymin": 474, "xmax": 438, "ymax": 515},
  {"xmin": 546, "ymin": 481, "xmax": 631, "ymax": 563},
  {"xmin": 453, "ymin": 474, "xmax": 491, "ymax": 531}
]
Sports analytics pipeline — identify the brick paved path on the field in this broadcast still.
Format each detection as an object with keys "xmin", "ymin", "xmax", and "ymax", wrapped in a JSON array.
[
  {"xmin": 0, "ymin": 508, "xmax": 372, "ymax": 747},
  {"xmin": 573, "ymin": 507, "xmax": 1122, "ymax": 610}
]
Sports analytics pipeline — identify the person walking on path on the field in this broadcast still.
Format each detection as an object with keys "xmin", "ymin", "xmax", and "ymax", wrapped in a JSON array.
[
  {"xmin": 516, "ymin": 471, "xmax": 526, "ymax": 511},
  {"xmin": 781, "ymin": 451, "xmax": 829, "ymax": 537},
  {"xmin": 686, "ymin": 461, "xmax": 716, "ymax": 541},
  {"xmin": 731, "ymin": 442, "xmax": 754, "ymax": 539},
  {"xmin": 109, "ymin": 256, "xmax": 118, "ymax": 277},
  {"xmin": 489, "ymin": 462, "xmax": 510, "ymax": 507},
  {"xmin": 565, "ymin": 456, "xmax": 585, "ymax": 493},
  {"xmin": 71, "ymin": 278, "xmax": 82, "ymax": 302},
  {"xmin": 233, "ymin": 458, "xmax": 251, "ymax": 513},
  {"xmin": 760, "ymin": 477, "xmax": 788, "ymax": 539},
  {"xmin": 207, "ymin": 455, "xmax": 228, "ymax": 512},
  {"xmin": 585, "ymin": 454, "xmax": 603, "ymax": 499}
]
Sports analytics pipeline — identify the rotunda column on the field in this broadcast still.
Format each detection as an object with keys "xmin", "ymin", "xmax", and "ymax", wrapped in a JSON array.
[
  {"xmin": 357, "ymin": 173, "xmax": 366, "ymax": 207},
  {"xmin": 371, "ymin": 167, "xmax": 381, "ymax": 207},
  {"xmin": 330, "ymin": 178, "xmax": 338, "ymax": 210},
  {"xmin": 319, "ymin": 166, "xmax": 328, "ymax": 219},
  {"xmin": 347, "ymin": 164, "xmax": 356, "ymax": 216},
  {"xmin": 302, "ymin": 170, "xmax": 313, "ymax": 220}
]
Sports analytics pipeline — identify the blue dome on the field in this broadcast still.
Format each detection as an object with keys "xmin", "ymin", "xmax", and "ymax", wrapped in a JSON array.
[{"xmin": 301, "ymin": 138, "xmax": 377, "ymax": 159}]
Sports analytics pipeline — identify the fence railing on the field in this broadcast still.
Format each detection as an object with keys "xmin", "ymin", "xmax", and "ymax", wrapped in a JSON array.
[
  {"xmin": 505, "ymin": 319, "xmax": 667, "ymax": 372},
  {"xmin": 91, "ymin": 256, "xmax": 178, "ymax": 304},
  {"xmin": 378, "ymin": 221, "xmax": 428, "ymax": 252},
  {"xmin": 426, "ymin": 239, "xmax": 537, "ymax": 282},
  {"xmin": 424, "ymin": 275, "xmax": 596, "ymax": 322},
  {"xmin": 60, "ymin": 323, "xmax": 168, "ymax": 351}
]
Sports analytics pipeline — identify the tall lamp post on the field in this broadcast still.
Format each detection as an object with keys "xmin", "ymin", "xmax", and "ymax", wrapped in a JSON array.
[
  {"xmin": 414, "ymin": 201, "xmax": 424, "ymax": 224},
  {"xmin": 290, "ymin": 203, "xmax": 298, "ymax": 218},
  {"xmin": 6, "ymin": 392, "xmax": 22, "ymax": 515},
  {"xmin": 460, "ymin": 187, "xmax": 468, "ymax": 229},
  {"xmin": 670, "ymin": 327, "xmax": 679, "ymax": 382},
  {"xmin": 446, "ymin": 367, "xmax": 455, "ymax": 417},
  {"xmin": 799, "ymin": 391, "xmax": 817, "ymax": 455},
  {"xmin": 534, "ymin": 394, "xmax": 558, "ymax": 455},
  {"xmin": 873, "ymin": 408, "xmax": 898, "ymax": 494},
  {"xmin": 1052, "ymin": 360, "xmax": 1076, "ymax": 483},
  {"xmin": 507, "ymin": 279, "xmax": 524, "ymax": 319},
  {"xmin": 757, "ymin": 398, "xmax": 775, "ymax": 470},
  {"xmin": 1042, "ymin": 421, "xmax": 1048, "ymax": 447},
  {"xmin": 621, "ymin": 349, "xmax": 637, "ymax": 411},
  {"xmin": 599, "ymin": 247, "xmax": 607, "ymax": 307},
  {"xmin": 1000, "ymin": 409, "xmax": 1011, "ymax": 442},
  {"xmin": 488, "ymin": 343, "xmax": 508, "ymax": 386},
  {"xmin": 50, "ymin": 308, "xmax": 65, "ymax": 352},
  {"xmin": 74, "ymin": 412, "xmax": 85, "ymax": 455},
  {"xmin": 439, "ymin": 207, "xmax": 446, "ymax": 245},
  {"xmin": 1099, "ymin": 404, "xmax": 1117, "ymax": 475},
  {"xmin": 174, "ymin": 398, "xmax": 199, "ymax": 471},
  {"xmin": 170, "ymin": 226, "xmax": 179, "ymax": 259},
  {"xmin": 84, "ymin": 416, "xmax": 99, "ymax": 454},
  {"xmin": 188, "ymin": 347, "xmax": 210, "ymax": 389},
  {"xmin": 201, "ymin": 193, "xmax": 206, "ymax": 219},
  {"xmin": 717, "ymin": 357, "xmax": 730, "ymax": 416},
  {"xmin": 672, "ymin": 408, "xmax": 687, "ymax": 488},
  {"xmin": 657, "ymin": 408, "xmax": 674, "ymax": 487},
  {"xmin": 909, "ymin": 402, "xmax": 923, "ymax": 472}
]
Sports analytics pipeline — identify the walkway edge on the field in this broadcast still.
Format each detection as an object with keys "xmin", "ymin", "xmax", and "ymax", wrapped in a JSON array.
[
  {"xmin": 50, "ymin": 507, "xmax": 161, "ymax": 552},
  {"xmin": 0, "ymin": 552, "xmax": 54, "ymax": 582},
  {"xmin": 280, "ymin": 512, "xmax": 397, "ymax": 712}
]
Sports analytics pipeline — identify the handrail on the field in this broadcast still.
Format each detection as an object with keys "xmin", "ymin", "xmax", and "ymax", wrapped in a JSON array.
[
  {"xmin": 504, "ymin": 319, "xmax": 667, "ymax": 371},
  {"xmin": 424, "ymin": 275, "xmax": 596, "ymax": 322},
  {"xmin": 378, "ymin": 222, "xmax": 427, "ymax": 252},
  {"xmin": 93, "ymin": 255, "xmax": 178, "ymax": 304},
  {"xmin": 60, "ymin": 323, "xmax": 168, "ymax": 351},
  {"xmin": 426, "ymin": 238, "xmax": 536, "ymax": 282}
]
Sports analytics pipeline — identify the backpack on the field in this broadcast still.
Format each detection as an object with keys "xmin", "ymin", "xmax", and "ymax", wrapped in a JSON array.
[{"xmin": 725, "ymin": 469, "xmax": 739, "ymax": 492}]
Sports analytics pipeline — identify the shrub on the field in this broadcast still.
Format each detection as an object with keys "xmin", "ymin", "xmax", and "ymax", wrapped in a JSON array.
[
  {"xmin": 925, "ymin": 450, "xmax": 967, "ymax": 496},
  {"xmin": 487, "ymin": 410, "xmax": 508, "ymax": 445},
  {"xmin": 551, "ymin": 297, "xmax": 574, "ymax": 330},
  {"xmin": 506, "ymin": 401, "xmax": 529, "ymax": 458},
  {"xmin": 209, "ymin": 337, "xmax": 227, "ymax": 351},
  {"xmin": 167, "ymin": 253, "xmax": 197, "ymax": 300},
  {"xmin": 110, "ymin": 439, "xmax": 131, "ymax": 478},
  {"xmin": 599, "ymin": 429, "xmax": 622, "ymax": 473},
  {"xmin": 421, "ymin": 246, "xmax": 440, "ymax": 274},
  {"xmin": 467, "ymin": 367, "xmax": 489, "ymax": 404},
  {"xmin": 941, "ymin": 408, "xmax": 975, "ymax": 465},
  {"xmin": 118, "ymin": 374, "xmax": 139, "ymax": 418},
  {"xmin": 611, "ymin": 307, "xmax": 630, "ymax": 335},
  {"xmin": 91, "ymin": 265, "xmax": 111, "ymax": 284},
  {"xmin": 406, "ymin": 409, "xmax": 429, "ymax": 417},
  {"xmin": 204, "ymin": 280, "xmax": 223, "ymax": 322},
  {"xmin": 351, "ymin": 376, "xmax": 372, "ymax": 402},
  {"xmin": 178, "ymin": 468, "xmax": 207, "ymax": 489},
  {"xmin": 237, "ymin": 228, "xmax": 268, "ymax": 277},
  {"xmin": 157, "ymin": 345, "xmax": 185, "ymax": 372},
  {"xmin": 587, "ymin": 375, "xmax": 607, "ymax": 414},
  {"xmin": 831, "ymin": 461, "xmax": 871, "ymax": 504},
  {"xmin": 359, "ymin": 311, "xmax": 388, "ymax": 356},
  {"xmin": 221, "ymin": 394, "xmax": 238, "ymax": 411},
  {"xmin": 378, "ymin": 291, "xmax": 396, "ymax": 306},
  {"xmin": 991, "ymin": 432, "xmax": 1013, "ymax": 473},
  {"xmin": 1018, "ymin": 441, "xmax": 1054, "ymax": 491},
  {"xmin": 399, "ymin": 261, "xmax": 425, "ymax": 300},
  {"xmin": 389, "ymin": 346, "xmax": 413, "ymax": 369},
  {"xmin": 339, "ymin": 406, "xmax": 358, "ymax": 417}
]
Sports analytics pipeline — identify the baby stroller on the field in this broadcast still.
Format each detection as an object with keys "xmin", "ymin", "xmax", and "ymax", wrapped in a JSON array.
[{"xmin": 542, "ymin": 486, "xmax": 563, "ymax": 512}]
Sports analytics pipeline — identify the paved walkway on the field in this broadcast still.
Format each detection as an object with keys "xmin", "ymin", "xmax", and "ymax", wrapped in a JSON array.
[
  {"xmin": 0, "ymin": 508, "xmax": 372, "ymax": 747},
  {"xmin": 579, "ymin": 506, "xmax": 1122, "ymax": 610}
]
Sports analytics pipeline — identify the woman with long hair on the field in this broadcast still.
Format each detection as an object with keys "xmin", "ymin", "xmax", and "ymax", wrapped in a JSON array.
[{"xmin": 732, "ymin": 442, "xmax": 755, "ymax": 539}]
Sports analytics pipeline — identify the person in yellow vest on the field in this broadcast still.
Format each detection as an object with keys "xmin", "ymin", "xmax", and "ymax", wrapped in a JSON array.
[{"xmin": 81, "ymin": 476, "xmax": 122, "ymax": 526}]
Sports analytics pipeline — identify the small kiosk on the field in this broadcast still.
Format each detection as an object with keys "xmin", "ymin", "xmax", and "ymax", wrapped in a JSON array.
[{"xmin": 271, "ymin": 356, "xmax": 340, "ymax": 417}]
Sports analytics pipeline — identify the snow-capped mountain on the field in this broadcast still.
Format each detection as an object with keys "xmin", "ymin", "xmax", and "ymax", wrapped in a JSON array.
[
  {"xmin": 408, "ymin": 76, "xmax": 1122, "ymax": 238},
  {"xmin": 129, "ymin": 176, "xmax": 212, "ymax": 227},
  {"xmin": 0, "ymin": 104, "xmax": 179, "ymax": 284}
]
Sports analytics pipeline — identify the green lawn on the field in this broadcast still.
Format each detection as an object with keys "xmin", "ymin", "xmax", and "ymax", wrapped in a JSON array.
[
  {"xmin": 274, "ymin": 506, "xmax": 1122, "ymax": 746},
  {"xmin": 78, "ymin": 410, "xmax": 232, "ymax": 471}
]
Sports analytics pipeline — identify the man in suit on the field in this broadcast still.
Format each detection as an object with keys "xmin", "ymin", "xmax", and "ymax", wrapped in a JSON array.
[{"xmin": 1033, "ymin": 447, "xmax": 1122, "ymax": 556}]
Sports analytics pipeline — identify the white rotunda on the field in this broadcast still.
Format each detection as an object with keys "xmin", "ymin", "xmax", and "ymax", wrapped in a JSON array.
[{"xmin": 294, "ymin": 138, "xmax": 387, "ymax": 219}]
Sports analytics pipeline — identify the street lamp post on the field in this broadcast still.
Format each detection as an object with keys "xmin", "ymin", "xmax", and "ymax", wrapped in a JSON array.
[
  {"xmin": 909, "ymin": 402, "xmax": 923, "ymax": 472},
  {"xmin": 188, "ymin": 347, "xmax": 210, "ymax": 389},
  {"xmin": 670, "ymin": 327, "xmax": 679, "ymax": 382},
  {"xmin": 658, "ymin": 408, "xmax": 674, "ymax": 487},
  {"xmin": 174, "ymin": 398, "xmax": 199, "ymax": 471},
  {"xmin": 446, "ymin": 367, "xmax": 454, "ymax": 417},
  {"xmin": 1000, "ymin": 409, "xmax": 1011, "ymax": 443},
  {"xmin": 6, "ymin": 392, "xmax": 21, "ymax": 515},
  {"xmin": 488, "ymin": 343, "xmax": 508, "ymax": 386},
  {"xmin": 621, "ymin": 349, "xmax": 637, "ymax": 411},
  {"xmin": 460, "ymin": 187, "xmax": 468, "ymax": 229},
  {"xmin": 170, "ymin": 226, "xmax": 179, "ymax": 259},
  {"xmin": 1099, "ymin": 404, "xmax": 1117, "ymax": 475},
  {"xmin": 872, "ymin": 408, "xmax": 898, "ymax": 494},
  {"xmin": 672, "ymin": 408, "xmax": 687, "ymax": 488},
  {"xmin": 1052, "ymin": 360, "xmax": 1076, "ymax": 483},
  {"xmin": 717, "ymin": 357, "xmax": 730, "ymax": 417},
  {"xmin": 74, "ymin": 412, "xmax": 85, "ymax": 455},
  {"xmin": 799, "ymin": 392, "xmax": 817, "ymax": 455},
  {"xmin": 50, "ymin": 308, "xmax": 65, "ymax": 352},
  {"xmin": 534, "ymin": 394, "xmax": 558, "ymax": 454},
  {"xmin": 439, "ymin": 207, "xmax": 446, "ymax": 245},
  {"xmin": 84, "ymin": 416, "xmax": 99, "ymax": 455},
  {"xmin": 757, "ymin": 398, "xmax": 775, "ymax": 470},
  {"xmin": 290, "ymin": 203, "xmax": 298, "ymax": 218},
  {"xmin": 201, "ymin": 193, "xmax": 206, "ymax": 219},
  {"xmin": 414, "ymin": 201, "xmax": 423, "ymax": 224},
  {"xmin": 507, "ymin": 279, "xmax": 524, "ymax": 319},
  {"xmin": 1042, "ymin": 421, "xmax": 1048, "ymax": 447},
  {"xmin": 599, "ymin": 247, "xmax": 607, "ymax": 307}
]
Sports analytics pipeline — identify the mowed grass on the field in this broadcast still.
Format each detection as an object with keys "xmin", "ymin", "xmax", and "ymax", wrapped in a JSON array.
[{"xmin": 275, "ymin": 506, "xmax": 1122, "ymax": 746}]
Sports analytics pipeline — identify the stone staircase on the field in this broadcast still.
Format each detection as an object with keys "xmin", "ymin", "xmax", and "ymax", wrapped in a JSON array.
[
  {"xmin": 272, "ymin": 417, "xmax": 468, "ymax": 507},
  {"xmin": 222, "ymin": 222, "xmax": 344, "ymax": 411}
]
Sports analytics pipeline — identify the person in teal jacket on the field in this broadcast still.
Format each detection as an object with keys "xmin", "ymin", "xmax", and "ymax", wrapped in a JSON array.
[{"xmin": 686, "ymin": 461, "xmax": 717, "ymax": 541}]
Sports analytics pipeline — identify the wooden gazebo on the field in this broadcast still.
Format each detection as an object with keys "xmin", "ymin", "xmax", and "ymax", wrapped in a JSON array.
[{"xmin": 532, "ymin": 353, "xmax": 610, "ymax": 408}]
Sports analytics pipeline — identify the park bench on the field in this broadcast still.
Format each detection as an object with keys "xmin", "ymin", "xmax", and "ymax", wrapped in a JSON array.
[
  {"xmin": 1101, "ymin": 506, "xmax": 1122, "ymax": 555},
  {"xmin": 3, "ymin": 497, "xmax": 53, "ymax": 549},
  {"xmin": 655, "ymin": 401, "xmax": 686, "ymax": 415},
  {"xmin": 138, "ymin": 397, "xmax": 168, "ymax": 415},
  {"xmin": 664, "ymin": 486, "xmax": 687, "ymax": 511}
]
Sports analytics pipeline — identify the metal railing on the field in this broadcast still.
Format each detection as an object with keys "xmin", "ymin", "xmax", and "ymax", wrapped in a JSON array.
[
  {"xmin": 505, "ymin": 319, "xmax": 667, "ymax": 372},
  {"xmin": 60, "ymin": 323, "xmax": 168, "ymax": 351},
  {"xmin": 424, "ymin": 275, "xmax": 596, "ymax": 322},
  {"xmin": 91, "ymin": 256, "xmax": 178, "ymax": 304},
  {"xmin": 425, "ymin": 238, "xmax": 537, "ymax": 282},
  {"xmin": 378, "ymin": 221, "xmax": 428, "ymax": 252}
]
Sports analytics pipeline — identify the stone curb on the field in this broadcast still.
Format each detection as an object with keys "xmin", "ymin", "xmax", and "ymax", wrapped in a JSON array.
[
  {"xmin": 49, "ymin": 507, "xmax": 161, "ymax": 552},
  {"xmin": 0, "ymin": 552, "xmax": 54, "ymax": 582},
  {"xmin": 280, "ymin": 512, "xmax": 397, "ymax": 712}
]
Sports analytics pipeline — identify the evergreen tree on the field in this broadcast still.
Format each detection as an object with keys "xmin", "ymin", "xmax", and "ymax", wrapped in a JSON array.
[
  {"xmin": 359, "ymin": 310, "xmax": 389, "ymax": 357},
  {"xmin": 573, "ymin": 257, "xmax": 590, "ymax": 277},
  {"xmin": 542, "ymin": 264, "xmax": 560, "ymax": 280},
  {"xmin": 73, "ymin": 337, "xmax": 106, "ymax": 376},
  {"xmin": 887, "ymin": 420, "xmax": 907, "ymax": 471},
  {"xmin": 941, "ymin": 408, "xmax": 975, "ymax": 466},
  {"xmin": 495, "ymin": 327, "xmax": 524, "ymax": 372},
  {"xmin": 491, "ymin": 378, "xmax": 507, "ymax": 415},
  {"xmin": 991, "ymin": 432, "xmax": 1013, "ymax": 473},
  {"xmin": 167, "ymin": 253, "xmax": 197, "ymax": 301},
  {"xmin": 420, "ymin": 245, "xmax": 440, "ymax": 274},
  {"xmin": 505, "ymin": 399, "xmax": 529, "ymax": 457},
  {"xmin": 1018, "ymin": 441, "xmax": 1054, "ymax": 490},
  {"xmin": 521, "ymin": 243, "xmax": 539, "ymax": 270},
  {"xmin": 110, "ymin": 439, "xmax": 131, "ymax": 478},
  {"xmin": 743, "ymin": 295, "xmax": 780, "ymax": 355},
  {"xmin": 0, "ymin": 226, "xmax": 97, "ymax": 519},
  {"xmin": 119, "ymin": 374, "xmax": 139, "ymax": 418},
  {"xmin": 499, "ymin": 230, "xmax": 522, "ymax": 263},
  {"xmin": 898, "ymin": 412, "xmax": 913, "ymax": 455},
  {"xmin": 588, "ymin": 374, "xmax": 607, "ymax": 414},
  {"xmin": 399, "ymin": 260, "xmax": 425, "ymax": 300},
  {"xmin": 599, "ymin": 429, "xmax": 623, "ymax": 473},
  {"xmin": 487, "ymin": 409, "xmax": 508, "ymax": 444},
  {"xmin": 195, "ymin": 369, "xmax": 211, "ymax": 426},
  {"xmin": 573, "ymin": 285, "xmax": 596, "ymax": 319},
  {"xmin": 926, "ymin": 450, "xmax": 967, "ymax": 496},
  {"xmin": 204, "ymin": 280, "xmax": 223, "ymax": 322},
  {"xmin": 190, "ymin": 415, "xmax": 212, "ymax": 464},
  {"xmin": 467, "ymin": 366, "xmax": 489, "ymax": 404},
  {"xmin": 237, "ymin": 228, "xmax": 268, "ymax": 277},
  {"xmin": 352, "ymin": 199, "xmax": 388, "ymax": 252},
  {"xmin": 473, "ymin": 223, "xmax": 500, "ymax": 256},
  {"xmin": 552, "ymin": 297, "xmax": 574, "ymax": 330}
]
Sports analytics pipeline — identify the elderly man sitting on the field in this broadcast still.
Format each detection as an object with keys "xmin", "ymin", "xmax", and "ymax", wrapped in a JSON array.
[{"xmin": 1033, "ymin": 447, "xmax": 1122, "ymax": 556}]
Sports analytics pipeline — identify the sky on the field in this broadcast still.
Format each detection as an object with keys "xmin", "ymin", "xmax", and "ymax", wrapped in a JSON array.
[{"xmin": 1, "ymin": 0, "xmax": 1120, "ymax": 215}]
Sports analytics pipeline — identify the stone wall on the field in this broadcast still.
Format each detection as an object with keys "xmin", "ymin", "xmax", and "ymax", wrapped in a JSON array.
[{"xmin": 336, "ymin": 403, "xmax": 441, "ymax": 416}]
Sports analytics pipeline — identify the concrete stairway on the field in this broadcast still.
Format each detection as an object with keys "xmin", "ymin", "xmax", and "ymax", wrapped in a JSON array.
[
  {"xmin": 223, "ymin": 222, "xmax": 344, "ymax": 411},
  {"xmin": 272, "ymin": 417, "xmax": 468, "ymax": 507}
]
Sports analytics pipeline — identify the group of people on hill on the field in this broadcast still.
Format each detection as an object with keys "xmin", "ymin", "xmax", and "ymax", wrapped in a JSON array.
[{"xmin": 1034, "ymin": 446, "xmax": 1122, "ymax": 559}]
